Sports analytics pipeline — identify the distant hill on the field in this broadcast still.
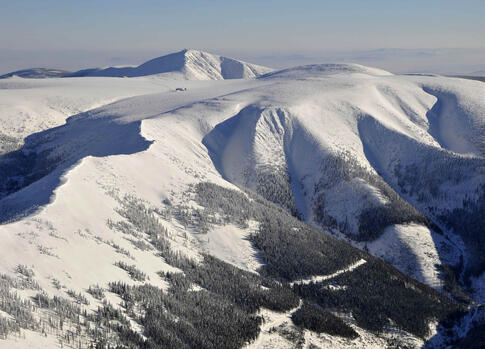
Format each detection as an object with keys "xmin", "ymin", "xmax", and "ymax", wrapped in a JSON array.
[
  {"xmin": 0, "ymin": 68, "xmax": 71, "ymax": 79},
  {"xmin": 470, "ymin": 70, "xmax": 485, "ymax": 76},
  {"xmin": 448, "ymin": 75, "xmax": 485, "ymax": 82}
]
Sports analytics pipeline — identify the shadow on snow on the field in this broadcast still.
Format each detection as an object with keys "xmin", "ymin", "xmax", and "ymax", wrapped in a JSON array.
[{"xmin": 0, "ymin": 109, "xmax": 152, "ymax": 223}]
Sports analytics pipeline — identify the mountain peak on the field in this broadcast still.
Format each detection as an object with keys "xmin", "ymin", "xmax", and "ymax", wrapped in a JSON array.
[{"xmin": 67, "ymin": 49, "xmax": 273, "ymax": 80}]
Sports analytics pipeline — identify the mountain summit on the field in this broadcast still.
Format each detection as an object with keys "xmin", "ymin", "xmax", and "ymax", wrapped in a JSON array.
[{"xmin": 68, "ymin": 49, "xmax": 273, "ymax": 80}]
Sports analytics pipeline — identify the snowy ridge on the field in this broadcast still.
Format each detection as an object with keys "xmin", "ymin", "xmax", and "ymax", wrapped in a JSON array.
[{"xmin": 260, "ymin": 63, "xmax": 393, "ymax": 80}]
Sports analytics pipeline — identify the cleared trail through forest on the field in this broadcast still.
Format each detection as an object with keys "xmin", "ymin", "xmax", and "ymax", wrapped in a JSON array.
[{"xmin": 290, "ymin": 259, "xmax": 367, "ymax": 286}]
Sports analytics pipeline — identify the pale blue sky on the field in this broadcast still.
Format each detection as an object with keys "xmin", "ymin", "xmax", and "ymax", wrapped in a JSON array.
[{"xmin": 1, "ymin": 1, "xmax": 484, "ymax": 74}]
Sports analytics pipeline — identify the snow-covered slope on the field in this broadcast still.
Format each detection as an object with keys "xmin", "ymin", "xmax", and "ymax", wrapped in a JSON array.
[
  {"xmin": 202, "ymin": 67, "xmax": 485, "ymax": 294},
  {"xmin": 0, "ymin": 61, "xmax": 484, "ymax": 348},
  {"xmin": 68, "ymin": 49, "xmax": 273, "ymax": 80},
  {"xmin": 0, "ymin": 76, "xmax": 240, "ymax": 148}
]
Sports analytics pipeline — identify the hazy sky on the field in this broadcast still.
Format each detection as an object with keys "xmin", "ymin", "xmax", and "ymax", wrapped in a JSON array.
[{"xmin": 1, "ymin": 0, "xmax": 484, "ymax": 74}]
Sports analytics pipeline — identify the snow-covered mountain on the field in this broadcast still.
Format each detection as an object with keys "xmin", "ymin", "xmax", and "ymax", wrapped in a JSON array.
[
  {"xmin": 0, "ymin": 68, "xmax": 71, "ymax": 79},
  {"xmin": 0, "ymin": 55, "xmax": 484, "ymax": 348},
  {"xmin": 470, "ymin": 70, "xmax": 485, "ymax": 76},
  {"xmin": 67, "ymin": 49, "xmax": 273, "ymax": 80},
  {"xmin": 203, "ymin": 66, "xmax": 485, "ymax": 289}
]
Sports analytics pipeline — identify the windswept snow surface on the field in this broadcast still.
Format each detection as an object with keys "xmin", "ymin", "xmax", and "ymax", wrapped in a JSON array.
[
  {"xmin": 261, "ymin": 63, "xmax": 393, "ymax": 80},
  {"xmin": 0, "ymin": 76, "xmax": 201, "ymax": 143},
  {"xmin": 1, "ymin": 59, "xmax": 485, "ymax": 347}
]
